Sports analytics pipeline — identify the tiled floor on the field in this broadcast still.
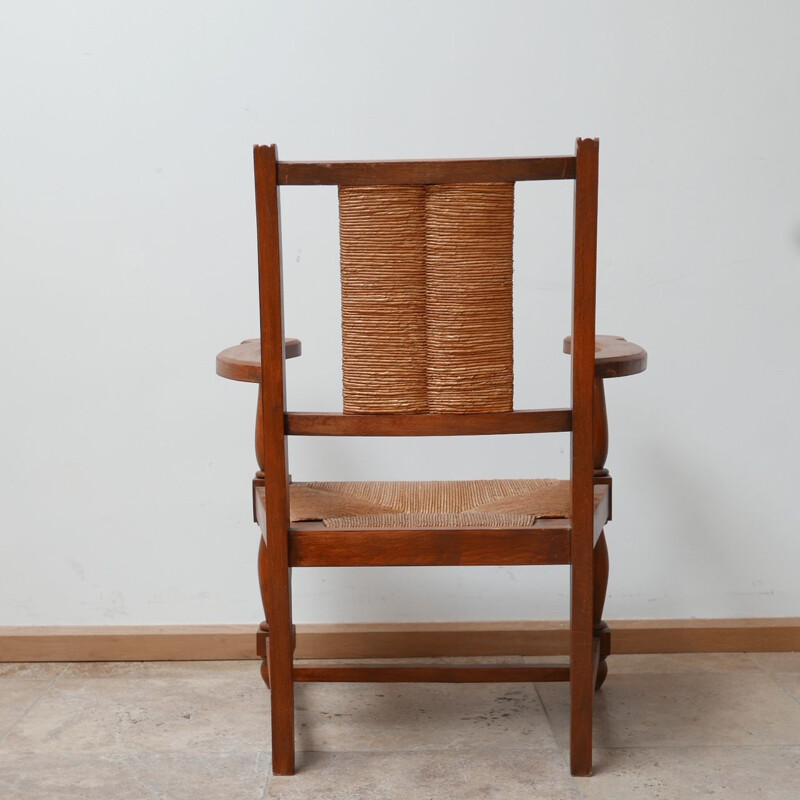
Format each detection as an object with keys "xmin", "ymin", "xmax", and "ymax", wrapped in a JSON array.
[{"xmin": 1, "ymin": 653, "xmax": 799, "ymax": 799}]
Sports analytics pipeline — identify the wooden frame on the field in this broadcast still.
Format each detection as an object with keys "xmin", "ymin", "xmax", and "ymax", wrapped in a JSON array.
[
  {"xmin": 246, "ymin": 140, "xmax": 619, "ymax": 777},
  {"xmin": 277, "ymin": 156, "xmax": 576, "ymax": 186},
  {"xmin": 569, "ymin": 137, "xmax": 600, "ymax": 775},
  {"xmin": 284, "ymin": 408, "xmax": 571, "ymax": 436}
]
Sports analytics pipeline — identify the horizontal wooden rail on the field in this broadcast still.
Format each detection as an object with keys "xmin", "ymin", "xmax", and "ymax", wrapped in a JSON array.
[
  {"xmin": 277, "ymin": 157, "xmax": 576, "ymax": 186},
  {"xmin": 285, "ymin": 409, "xmax": 572, "ymax": 437},
  {"xmin": 293, "ymin": 662, "xmax": 570, "ymax": 683},
  {"xmin": 289, "ymin": 525, "xmax": 571, "ymax": 567}
]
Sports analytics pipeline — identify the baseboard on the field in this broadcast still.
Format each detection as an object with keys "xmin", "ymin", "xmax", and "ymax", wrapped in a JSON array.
[{"xmin": 0, "ymin": 618, "xmax": 797, "ymax": 662}]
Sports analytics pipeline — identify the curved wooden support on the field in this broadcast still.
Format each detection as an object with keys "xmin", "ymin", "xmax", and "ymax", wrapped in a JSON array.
[
  {"xmin": 258, "ymin": 621, "xmax": 270, "ymax": 689},
  {"xmin": 257, "ymin": 537, "xmax": 270, "ymax": 689},
  {"xmin": 593, "ymin": 378, "xmax": 608, "ymax": 473},
  {"xmin": 593, "ymin": 531, "xmax": 610, "ymax": 690},
  {"xmin": 563, "ymin": 334, "xmax": 647, "ymax": 696},
  {"xmin": 592, "ymin": 377, "xmax": 610, "ymax": 690},
  {"xmin": 255, "ymin": 385, "xmax": 264, "ymax": 472}
]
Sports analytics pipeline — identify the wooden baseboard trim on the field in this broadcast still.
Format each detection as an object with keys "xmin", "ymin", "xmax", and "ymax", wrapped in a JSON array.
[{"xmin": 0, "ymin": 618, "xmax": 797, "ymax": 662}]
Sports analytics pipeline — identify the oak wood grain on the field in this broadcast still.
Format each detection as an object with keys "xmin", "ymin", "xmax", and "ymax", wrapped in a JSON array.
[
  {"xmin": 278, "ymin": 156, "xmax": 576, "ymax": 186},
  {"xmin": 293, "ymin": 663, "xmax": 570, "ymax": 683},
  {"xmin": 253, "ymin": 144, "xmax": 295, "ymax": 776},
  {"xmin": 289, "ymin": 525, "xmax": 572, "ymax": 567},
  {"xmin": 570, "ymin": 137, "xmax": 600, "ymax": 777},
  {"xmin": 285, "ymin": 408, "xmax": 572, "ymax": 437}
]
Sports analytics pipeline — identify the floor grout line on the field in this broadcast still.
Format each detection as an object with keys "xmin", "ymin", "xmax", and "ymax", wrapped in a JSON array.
[
  {"xmin": 0, "ymin": 664, "xmax": 70, "ymax": 747},
  {"xmin": 533, "ymin": 680, "xmax": 563, "ymax": 752},
  {"xmin": 745, "ymin": 651, "xmax": 770, "ymax": 673},
  {"xmin": 754, "ymin": 668, "xmax": 800, "ymax": 709}
]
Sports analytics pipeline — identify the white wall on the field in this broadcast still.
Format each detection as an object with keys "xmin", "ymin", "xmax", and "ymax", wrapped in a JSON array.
[{"xmin": 1, "ymin": 1, "xmax": 799, "ymax": 626}]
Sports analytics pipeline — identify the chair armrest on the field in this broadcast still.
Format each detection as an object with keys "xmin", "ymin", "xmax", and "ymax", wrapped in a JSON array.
[
  {"xmin": 216, "ymin": 338, "xmax": 302, "ymax": 383},
  {"xmin": 562, "ymin": 335, "xmax": 647, "ymax": 379}
]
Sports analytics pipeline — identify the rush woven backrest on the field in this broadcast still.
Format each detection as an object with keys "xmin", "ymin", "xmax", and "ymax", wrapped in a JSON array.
[{"xmin": 339, "ymin": 182, "xmax": 514, "ymax": 414}]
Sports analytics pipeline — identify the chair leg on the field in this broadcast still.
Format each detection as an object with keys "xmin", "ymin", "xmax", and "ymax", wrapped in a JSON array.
[
  {"xmin": 593, "ymin": 531, "xmax": 610, "ymax": 691},
  {"xmin": 268, "ymin": 631, "xmax": 295, "ymax": 774},
  {"xmin": 258, "ymin": 531, "xmax": 296, "ymax": 774},
  {"xmin": 257, "ymin": 538, "xmax": 270, "ymax": 688},
  {"xmin": 266, "ymin": 557, "xmax": 295, "ymax": 775},
  {"xmin": 570, "ymin": 546, "xmax": 595, "ymax": 776}
]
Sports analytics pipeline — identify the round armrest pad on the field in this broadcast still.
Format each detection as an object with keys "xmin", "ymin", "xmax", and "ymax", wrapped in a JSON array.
[
  {"xmin": 563, "ymin": 335, "xmax": 647, "ymax": 379},
  {"xmin": 216, "ymin": 338, "xmax": 302, "ymax": 383}
]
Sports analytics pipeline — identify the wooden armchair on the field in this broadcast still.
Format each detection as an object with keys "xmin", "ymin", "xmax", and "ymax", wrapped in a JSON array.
[{"xmin": 216, "ymin": 139, "xmax": 647, "ymax": 777}]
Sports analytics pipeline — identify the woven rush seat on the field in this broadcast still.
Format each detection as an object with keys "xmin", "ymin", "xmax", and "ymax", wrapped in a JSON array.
[{"xmin": 289, "ymin": 478, "xmax": 571, "ymax": 529}]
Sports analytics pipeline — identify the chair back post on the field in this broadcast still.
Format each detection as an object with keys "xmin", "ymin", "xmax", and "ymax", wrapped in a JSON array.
[
  {"xmin": 569, "ymin": 137, "xmax": 599, "ymax": 775},
  {"xmin": 254, "ymin": 144, "xmax": 290, "ymax": 531},
  {"xmin": 571, "ymin": 137, "xmax": 600, "ymax": 550},
  {"xmin": 253, "ymin": 143, "xmax": 295, "ymax": 774}
]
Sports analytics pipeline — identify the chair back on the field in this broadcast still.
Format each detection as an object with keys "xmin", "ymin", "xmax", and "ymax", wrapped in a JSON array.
[{"xmin": 252, "ymin": 142, "xmax": 599, "ymax": 536}]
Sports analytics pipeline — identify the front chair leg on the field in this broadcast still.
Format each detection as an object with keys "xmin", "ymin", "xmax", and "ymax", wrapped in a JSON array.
[
  {"xmin": 257, "ymin": 537, "xmax": 270, "ymax": 688},
  {"xmin": 593, "ymin": 531, "xmax": 610, "ymax": 690}
]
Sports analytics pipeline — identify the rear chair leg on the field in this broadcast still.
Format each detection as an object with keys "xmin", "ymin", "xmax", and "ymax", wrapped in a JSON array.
[
  {"xmin": 259, "ymin": 533, "xmax": 297, "ymax": 774},
  {"xmin": 570, "ymin": 624, "xmax": 594, "ymax": 775},
  {"xmin": 570, "ymin": 545, "xmax": 595, "ymax": 776},
  {"xmin": 266, "ymin": 556, "xmax": 295, "ymax": 775}
]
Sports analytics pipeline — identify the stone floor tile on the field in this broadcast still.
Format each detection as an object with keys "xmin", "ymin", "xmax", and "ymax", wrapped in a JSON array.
[
  {"xmin": 0, "ymin": 681, "xmax": 54, "ymax": 740},
  {"xmin": 601, "ymin": 652, "xmax": 760, "ymax": 673},
  {"xmin": 574, "ymin": 746, "xmax": 800, "ymax": 800},
  {"xmin": 294, "ymin": 682, "xmax": 555, "ymax": 752},
  {"xmin": 750, "ymin": 652, "xmax": 800, "ymax": 673},
  {"xmin": 1, "ymin": 655, "xmax": 799, "ymax": 798},
  {"xmin": 770, "ymin": 672, "xmax": 800, "ymax": 704},
  {"xmin": 0, "ymin": 674, "xmax": 269, "ymax": 755},
  {"xmin": 0, "ymin": 664, "xmax": 67, "ymax": 680},
  {"xmin": 536, "ymin": 672, "xmax": 800, "ymax": 748},
  {"xmin": 62, "ymin": 660, "xmax": 259, "ymax": 680},
  {"xmin": 518, "ymin": 655, "xmax": 569, "ymax": 665},
  {"xmin": 0, "ymin": 753, "xmax": 269, "ymax": 800},
  {"xmin": 522, "ymin": 652, "xmax": 760, "ymax": 672},
  {"xmin": 267, "ymin": 749, "xmax": 579, "ymax": 800}
]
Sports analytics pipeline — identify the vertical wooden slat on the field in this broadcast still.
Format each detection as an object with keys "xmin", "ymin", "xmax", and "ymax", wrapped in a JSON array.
[
  {"xmin": 253, "ymin": 144, "xmax": 295, "ymax": 776},
  {"xmin": 569, "ymin": 137, "xmax": 599, "ymax": 777}
]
